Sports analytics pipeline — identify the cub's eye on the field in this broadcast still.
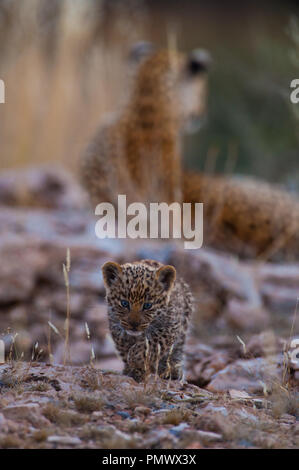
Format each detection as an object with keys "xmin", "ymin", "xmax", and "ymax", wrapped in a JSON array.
[
  {"xmin": 120, "ymin": 300, "xmax": 130, "ymax": 309},
  {"xmin": 143, "ymin": 302, "xmax": 152, "ymax": 310}
]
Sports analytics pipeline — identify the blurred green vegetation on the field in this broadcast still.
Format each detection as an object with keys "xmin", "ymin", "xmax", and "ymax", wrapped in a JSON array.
[{"xmin": 178, "ymin": 6, "xmax": 299, "ymax": 189}]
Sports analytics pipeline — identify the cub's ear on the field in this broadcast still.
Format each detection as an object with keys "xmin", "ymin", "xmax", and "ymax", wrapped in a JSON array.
[
  {"xmin": 128, "ymin": 41, "xmax": 155, "ymax": 64},
  {"xmin": 102, "ymin": 262, "xmax": 122, "ymax": 288},
  {"xmin": 156, "ymin": 265, "xmax": 176, "ymax": 292}
]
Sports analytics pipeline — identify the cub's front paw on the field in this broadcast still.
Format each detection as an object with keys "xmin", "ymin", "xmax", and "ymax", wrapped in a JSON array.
[
  {"xmin": 123, "ymin": 367, "xmax": 145, "ymax": 383},
  {"xmin": 161, "ymin": 363, "xmax": 183, "ymax": 380}
]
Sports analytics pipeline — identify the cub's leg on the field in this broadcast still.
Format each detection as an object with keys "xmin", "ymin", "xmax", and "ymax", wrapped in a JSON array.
[
  {"xmin": 159, "ymin": 340, "xmax": 184, "ymax": 380},
  {"xmin": 123, "ymin": 366, "xmax": 146, "ymax": 383}
]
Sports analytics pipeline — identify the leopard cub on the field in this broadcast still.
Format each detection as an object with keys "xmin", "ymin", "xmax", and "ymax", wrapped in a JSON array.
[{"xmin": 101, "ymin": 259, "xmax": 193, "ymax": 382}]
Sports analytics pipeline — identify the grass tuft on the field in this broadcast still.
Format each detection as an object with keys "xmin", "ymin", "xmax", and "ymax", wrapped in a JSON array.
[
  {"xmin": 73, "ymin": 394, "xmax": 105, "ymax": 413},
  {"xmin": 161, "ymin": 407, "xmax": 192, "ymax": 425}
]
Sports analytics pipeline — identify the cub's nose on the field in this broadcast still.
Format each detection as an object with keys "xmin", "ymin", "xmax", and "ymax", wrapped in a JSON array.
[{"xmin": 128, "ymin": 320, "xmax": 139, "ymax": 330}]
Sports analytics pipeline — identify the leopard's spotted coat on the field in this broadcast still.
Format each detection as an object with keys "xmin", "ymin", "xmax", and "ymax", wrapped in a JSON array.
[
  {"xmin": 102, "ymin": 259, "xmax": 193, "ymax": 382},
  {"xmin": 81, "ymin": 44, "xmax": 299, "ymax": 260}
]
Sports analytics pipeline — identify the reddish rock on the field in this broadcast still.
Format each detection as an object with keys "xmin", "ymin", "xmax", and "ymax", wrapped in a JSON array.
[
  {"xmin": 224, "ymin": 299, "xmax": 270, "ymax": 331},
  {"xmin": 47, "ymin": 435, "xmax": 82, "ymax": 446},
  {"xmin": 134, "ymin": 406, "xmax": 151, "ymax": 416},
  {"xmin": 185, "ymin": 441, "xmax": 203, "ymax": 449},
  {"xmin": 96, "ymin": 357, "xmax": 123, "ymax": 372},
  {"xmin": 0, "ymin": 413, "xmax": 9, "ymax": 433},
  {"xmin": 2, "ymin": 403, "xmax": 50, "ymax": 427},
  {"xmin": 207, "ymin": 356, "xmax": 282, "ymax": 393},
  {"xmin": 245, "ymin": 331, "xmax": 285, "ymax": 358},
  {"xmin": 0, "ymin": 166, "xmax": 87, "ymax": 210},
  {"xmin": 0, "ymin": 237, "xmax": 48, "ymax": 304},
  {"xmin": 53, "ymin": 340, "xmax": 96, "ymax": 365},
  {"xmin": 186, "ymin": 343, "xmax": 232, "ymax": 386},
  {"xmin": 196, "ymin": 430, "xmax": 223, "ymax": 443}
]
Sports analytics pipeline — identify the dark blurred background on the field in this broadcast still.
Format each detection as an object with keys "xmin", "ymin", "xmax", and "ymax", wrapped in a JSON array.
[{"xmin": 0, "ymin": 0, "xmax": 298, "ymax": 188}]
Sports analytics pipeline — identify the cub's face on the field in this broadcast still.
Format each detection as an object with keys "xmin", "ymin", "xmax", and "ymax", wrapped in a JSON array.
[{"xmin": 102, "ymin": 261, "xmax": 176, "ymax": 336}]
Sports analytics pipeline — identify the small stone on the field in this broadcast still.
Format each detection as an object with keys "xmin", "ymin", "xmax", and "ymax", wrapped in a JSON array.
[
  {"xmin": 236, "ymin": 408, "xmax": 258, "ymax": 423},
  {"xmin": 2, "ymin": 403, "xmax": 50, "ymax": 427},
  {"xmin": 224, "ymin": 299, "xmax": 270, "ymax": 331},
  {"xmin": 116, "ymin": 411, "xmax": 131, "ymax": 419},
  {"xmin": 95, "ymin": 425, "xmax": 117, "ymax": 438},
  {"xmin": 0, "ymin": 413, "xmax": 8, "ymax": 433},
  {"xmin": 245, "ymin": 332, "xmax": 282, "ymax": 358},
  {"xmin": 6, "ymin": 419, "xmax": 20, "ymax": 433},
  {"xmin": 280, "ymin": 423, "xmax": 291, "ymax": 430},
  {"xmin": 91, "ymin": 411, "xmax": 103, "ymax": 420},
  {"xmin": 203, "ymin": 404, "xmax": 228, "ymax": 417},
  {"xmin": 95, "ymin": 426, "xmax": 132, "ymax": 444},
  {"xmin": 185, "ymin": 441, "xmax": 202, "ymax": 449},
  {"xmin": 229, "ymin": 389, "xmax": 252, "ymax": 400},
  {"xmin": 169, "ymin": 422, "xmax": 189, "ymax": 437},
  {"xmin": 134, "ymin": 406, "xmax": 151, "ymax": 416},
  {"xmin": 47, "ymin": 435, "xmax": 82, "ymax": 446},
  {"xmin": 279, "ymin": 414, "xmax": 296, "ymax": 425},
  {"xmin": 153, "ymin": 409, "xmax": 172, "ymax": 414},
  {"xmin": 196, "ymin": 430, "xmax": 223, "ymax": 444},
  {"xmin": 2, "ymin": 403, "xmax": 39, "ymax": 420},
  {"xmin": 207, "ymin": 357, "xmax": 281, "ymax": 393}
]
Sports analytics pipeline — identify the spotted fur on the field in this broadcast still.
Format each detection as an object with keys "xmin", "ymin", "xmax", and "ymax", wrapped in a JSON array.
[
  {"xmin": 81, "ymin": 44, "xmax": 299, "ymax": 260},
  {"xmin": 80, "ymin": 46, "xmax": 209, "ymax": 206},
  {"xmin": 184, "ymin": 172, "xmax": 299, "ymax": 260},
  {"xmin": 102, "ymin": 259, "xmax": 193, "ymax": 382}
]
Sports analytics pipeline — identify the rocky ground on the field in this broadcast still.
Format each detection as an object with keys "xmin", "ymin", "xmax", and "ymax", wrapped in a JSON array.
[
  {"xmin": 0, "ymin": 362, "xmax": 299, "ymax": 449},
  {"xmin": 0, "ymin": 166, "xmax": 298, "ymax": 449}
]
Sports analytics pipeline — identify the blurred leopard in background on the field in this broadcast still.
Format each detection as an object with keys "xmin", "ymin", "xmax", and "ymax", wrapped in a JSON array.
[
  {"xmin": 81, "ymin": 43, "xmax": 299, "ymax": 260},
  {"xmin": 80, "ymin": 42, "xmax": 210, "ymax": 206}
]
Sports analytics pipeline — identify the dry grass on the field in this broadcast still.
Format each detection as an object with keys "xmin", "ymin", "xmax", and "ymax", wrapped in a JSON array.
[
  {"xmin": 101, "ymin": 435, "xmax": 140, "ymax": 450},
  {"xmin": 63, "ymin": 248, "xmax": 71, "ymax": 365},
  {"xmin": 80, "ymin": 366, "xmax": 102, "ymax": 391},
  {"xmin": 73, "ymin": 393, "xmax": 105, "ymax": 413},
  {"xmin": 43, "ymin": 402, "xmax": 85, "ymax": 426},
  {"xmin": 270, "ymin": 385, "xmax": 299, "ymax": 419},
  {"xmin": 0, "ymin": 369, "xmax": 20, "ymax": 389},
  {"xmin": 0, "ymin": 363, "xmax": 34, "ymax": 393},
  {"xmin": 0, "ymin": 435, "xmax": 23, "ymax": 449},
  {"xmin": 28, "ymin": 381, "xmax": 51, "ymax": 392},
  {"xmin": 221, "ymin": 413, "xmax": 294, "ymax": 449},
  {"xmin": 122, "ymin": 388, "xmax": 160, "ymax": 409},
  {"xmin": 32, "ymin": 429, "xmax": 51, "ymax": 443},
  {"xmin": 0, "ymin": 0, "xmax": 146, "ymax": 171},
  {"xmin": 79, "ymin": 423, "xmax": 140, "ymax": 449},
  {"xmin": 160, "ymin": 407, "xmax": 192, "ymax": 425},
  {"xmin": 79, "ymin": 425, "xmax": 103, "ymax": 441}
]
